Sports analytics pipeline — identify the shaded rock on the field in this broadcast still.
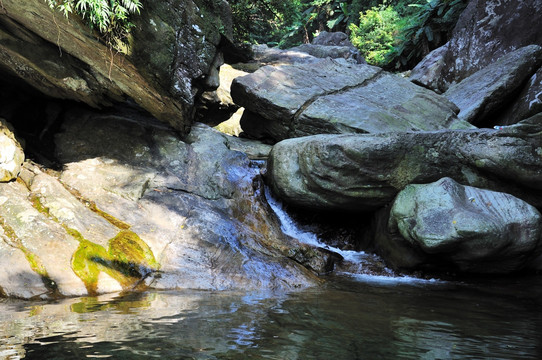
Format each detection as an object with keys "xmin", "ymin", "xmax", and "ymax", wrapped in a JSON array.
[
  {"xmin": 250, "ymin": 44, "xmax": 322, "ymax": 66},
  {"xmin": 496, "ymin": 66, "xmax": 542, "ymax": 126},
  {"xmin": 383, "ymin": 178, "xmax": 542, "ymax": 273},
  {"xmin": 409, "ymin": 44, "xmax": 448, "ymax": 93},
  {"xmin": 232, "ymin": 59, "xmax": 471, "ymax": 142},
  {"xmin": 290, "ymin": 44, "xmax": 365, "ymax": 64},
  {"xmin": 312, "ymin": 31, "xmax": 351, "ymax": 47},
  {"xmin": 0, "ymin": 118, "xmax": 24, "ymax": 182},
  {"xmin": 224, "ymin": 136, "xmax": 272, "ymax": 160},
  {"xmin": 307, "ymin": 31, "xmax": 365, "ymax": 64},
  {"xmin": 267, "ymin": 114, "xmax": 542, "ymax": 212},
  {"xmin": 411, "ymin": 0, "xmax": 542, "ymax": 92},
  {"xmin": 444, "ymin": 45, "xmax": 542, "ymax": 125},
  {"xmin": 0, "ymin": 0, "xmax": 232, "ymax": 133},
  {"xmin": 196, "ymin": 64, "xmax": 247, "ymax": 126}
]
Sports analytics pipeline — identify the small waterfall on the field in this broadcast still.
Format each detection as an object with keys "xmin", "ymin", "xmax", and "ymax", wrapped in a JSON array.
[{"xmin": 264, "ymin": 186, "xmax": 440, "ymax": 285}]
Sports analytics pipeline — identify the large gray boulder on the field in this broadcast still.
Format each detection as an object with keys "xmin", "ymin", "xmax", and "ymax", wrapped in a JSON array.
[
  {"xmin": 381, "ymin": 177, "xmax": 542, "ymax": 273},
  {"xmin": 0, "ymin": 118, "xmax": 24, "ymax": 182},
  {"xmin": 0, "ymin": 0, "xmax": 232, "ymax": 133},
  {"xmin": 410, "ymin": 0, "xmax": 542, "ymax": 93},
  {"xmin": 267, "ymin": 114, "xmax": 542, "ymax": 212},
  {"xmin": 444, "ymin": 45, "xmax": 542, "ymax": 125},
  {"xmin": 0, "ymin": 108, "xmax": 326, "ymax": 299},
  {"xmin": 232, "ymin": 59, "xmax": 472, "ymax": 142}
]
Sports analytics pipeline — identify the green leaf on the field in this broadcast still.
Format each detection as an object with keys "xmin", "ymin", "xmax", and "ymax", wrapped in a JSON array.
[{"xmin": 327, "ymin": 14, "xmax": 345, "ymax": 29}]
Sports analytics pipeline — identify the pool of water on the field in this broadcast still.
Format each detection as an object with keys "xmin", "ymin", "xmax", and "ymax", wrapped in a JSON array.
[{"xmin": 2, "ymin": 273, "xmax": 542, "ymax": 359}]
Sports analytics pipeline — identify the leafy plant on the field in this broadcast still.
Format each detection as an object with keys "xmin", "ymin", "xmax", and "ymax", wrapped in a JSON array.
[
  {"xmin": 44, "ymin": 0, "xmax": 142, "ymax": 52},
  {"xmin": 349, "ymin": 5, "xmax": 401, "ymax": 66},
  {"xmin": 387, "ymin": 0, "xmax": 468, "ymax": 70}
]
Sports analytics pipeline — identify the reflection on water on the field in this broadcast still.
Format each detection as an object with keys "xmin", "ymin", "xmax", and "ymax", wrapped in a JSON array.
[{"xmin": 2, "ymin": 275, "xmax": 542, "ymax": 359}]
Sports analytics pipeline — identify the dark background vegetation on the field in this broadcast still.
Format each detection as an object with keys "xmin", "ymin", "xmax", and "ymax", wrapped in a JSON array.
[{"xmin": 229, "ymin": 0, "xmax": 468, "ymax": 70}]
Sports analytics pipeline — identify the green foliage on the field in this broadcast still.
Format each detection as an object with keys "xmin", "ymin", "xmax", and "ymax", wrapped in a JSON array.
[
  {"xmin": 386, "ymin": 0, "xmax": 468, "ymax": 69},
  {"xmin": 349, "ymin": 5, "xmax": 400, "ymax": 66},
  {"xmin": 230, "ymin": 0, "xmax": 304, "ymax": 46},
  {"xmin": 44, "ymin": 0, "xmax": 142, "ymax": 52}
]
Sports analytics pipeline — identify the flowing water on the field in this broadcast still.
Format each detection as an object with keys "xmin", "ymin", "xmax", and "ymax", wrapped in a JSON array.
[{"xmin": 2, "ymin": 190, "xmax": 542, "ymax": 359}]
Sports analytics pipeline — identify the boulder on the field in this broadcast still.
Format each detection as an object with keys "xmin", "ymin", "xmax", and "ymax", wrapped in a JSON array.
[
  {"xmin": 0, "ymin": 0, "xmax": 232, "ymax": 133},
  {"xmin": 381, "ymin": 178, "xmax": 542, "ymax": 273},
  {"xmin": 289, "ymin": 44, "xmax": 365, "ymax": 64},
  {"xmin": 411, "ymin": 0, "xmax": 542, "ymax": 93},
  {"xmin": 309, "ymin": 31, "xmax": 365, "ymax": 64},
  {"xmin": 496, "ymin": 66, "xmax": 542, "ymax": 126},
  {"xmin": 232, "ymin": 59, "xmax": 471, "ymax": 142},
  {"xmin": 312, "ymin": 31, "xmax": 351, "ymax": 47},
  {"xmin": 409, "ymin": 44, "xmax": 449, "ymax": 93},
  {"xmin": 266, "ymin": 114, "xmax": 542, "ymax": 212},
  {"xmin": 0, "ymin": 118, "xmax": 24, "ymax": 182},
  {"xmin": 0, "ymin": 108, "xmax": 327, "ymax": 299},
  {"xmin": 250, "ymin": 44, "xmax": 322, "ymax": 66},
  {"xmin": 444, "ymin": 45, "xmax": 542, "ymax": 125}
]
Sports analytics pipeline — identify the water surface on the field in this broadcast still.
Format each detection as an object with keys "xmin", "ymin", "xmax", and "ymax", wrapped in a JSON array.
[{"xmin": 2, "ymin": 274, "xmax": 542, "ymax": 359}]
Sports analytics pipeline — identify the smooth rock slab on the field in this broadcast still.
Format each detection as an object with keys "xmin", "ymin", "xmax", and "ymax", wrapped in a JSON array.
[
  {"xmin": 232, "ymin": 59, "xmax": 470, "ymax": 142},
  {"xmin": 386, "ymin": 178, "xmax": 542, "ymax": 273},
  {"xmin": 267, "ymin": 114, "xmax": 542, "ymax": 211}
]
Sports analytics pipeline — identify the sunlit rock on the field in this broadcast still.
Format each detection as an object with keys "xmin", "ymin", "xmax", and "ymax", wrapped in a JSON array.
[{"xmin": 0, "ymin": 118, "xmax": 24, "ymax": 182}]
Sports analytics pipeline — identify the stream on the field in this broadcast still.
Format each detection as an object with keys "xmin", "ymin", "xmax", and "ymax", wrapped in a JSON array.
[{"xmin": 1, "ymin": 187, "xmax": 542, "ymax": 359}]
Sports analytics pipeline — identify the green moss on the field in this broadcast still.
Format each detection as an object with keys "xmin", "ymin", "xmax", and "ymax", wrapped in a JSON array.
[
  {"xmin": 72, "ymin": 239, "xmax": 111, "ymax": 295},
  {"xmin": 108, "ymin": 230, "xmax": 159, "ymax": 277},
  {"xmin": 71, "ymin": 231, "xmax": 159, "ymax": 296}
]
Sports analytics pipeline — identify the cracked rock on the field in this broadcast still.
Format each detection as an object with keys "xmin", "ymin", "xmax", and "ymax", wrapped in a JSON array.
[{"xmin": 231, "ymin": 59, "xmax": 473, "ymax": 142}]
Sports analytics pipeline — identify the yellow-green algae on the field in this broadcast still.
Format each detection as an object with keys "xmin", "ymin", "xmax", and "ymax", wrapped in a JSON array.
[
  {"xmin": 71, "ymin": 229, "xmax": 159, "ymax": 296},
  {"xmin": 29, "ymin": 193, "xmax": 159, "ymax": 296},
  {"xmin": 0, "ymin": 215, "xmax": 58, "ymax": 294}
]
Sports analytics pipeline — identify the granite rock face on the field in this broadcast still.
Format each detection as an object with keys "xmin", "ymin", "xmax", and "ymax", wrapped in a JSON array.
[{"xmin": 444, "ymin": 45, "xmax": 542, "ymax": 125}]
